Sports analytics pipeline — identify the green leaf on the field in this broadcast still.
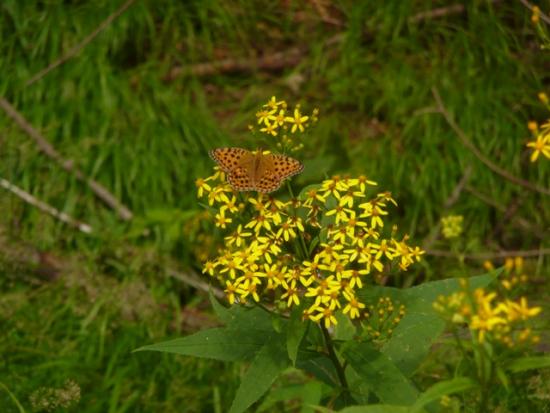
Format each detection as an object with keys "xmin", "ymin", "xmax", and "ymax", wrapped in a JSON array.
[
  {"xmin": 229, "ymin": 337, "xmax": 290, "ymax": 413},
  {"xmin": 342, "ymin": 342, "xmax": 418, "ymax": 406},
  {"xmin": 209, "ymin": 290, "xmax": 232, "ymax": 324},
  {"xmin": 409, "ymin": 377, "xmax": 476, "ymax": 413},
  {"xmin": 256, "ymin": 381, "xmax": 324, "ymax": 413},
  {"xmin": 338, "ymin": 405, "xmax": 410, "ymax": 413},
  {"xmin": 334, "ymin": 311, "xmax": 357, "ymax": 341},
  {"xmin": 135, "ymin": 328, "xmax": 271, "ymax": 361},
  {"xmin": 374, "ymin": 272, "xmax": 497, "ymax": 376},
  {"xmin": 225, "ymin": 305, "xmax": 275, "ymax": 332},
  {"xmin": 505, "ymin": 356, "xmax": 550, "ymax": 373},
  {"xmin": 345, "ymin": 366, "xmax": 370, "ymax": 405},
  {"xmin": 297, "ymin": 352, "xmax": 339, "ymax": 387},
  {"xmin": 287, "ymin": 304, "xmax": 309, "ymax": 366}
]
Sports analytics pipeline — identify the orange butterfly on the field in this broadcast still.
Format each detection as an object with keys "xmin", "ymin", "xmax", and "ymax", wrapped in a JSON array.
[{"xmin": 209, "ymin": 148, "xmax": 304, "ymax": 193}]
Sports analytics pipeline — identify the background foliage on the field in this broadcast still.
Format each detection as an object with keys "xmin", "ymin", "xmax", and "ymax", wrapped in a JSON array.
[{"xmin": 0, "ymin": 0, "xmax": 548, "ymax": 412}]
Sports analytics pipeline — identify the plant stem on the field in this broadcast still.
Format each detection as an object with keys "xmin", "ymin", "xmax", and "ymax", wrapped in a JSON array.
[
  {"xmin": 286, "ymin": 181, "xmax": 310, "ymax": 259},
  {"xmin": 320, "ymin": 324, "xmax": 350, "ymax": 397}
]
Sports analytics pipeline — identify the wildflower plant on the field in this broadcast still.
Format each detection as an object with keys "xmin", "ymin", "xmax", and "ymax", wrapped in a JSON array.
[
  {"xmin": 138, "ymin": 98, "xmax": 549, "ymax": 412},
  {"xmin": 433, "ymin": 274, "xmax": 545, "ymax": 411},
  {"xmin": 526, "ymin": 93, "xmax": 550, "ymax": 162}
]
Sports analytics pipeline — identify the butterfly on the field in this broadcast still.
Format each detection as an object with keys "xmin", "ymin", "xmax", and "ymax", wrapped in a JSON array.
[{"xmin": 209, "ymin": 148, "xmax": 304, "ymax": 193}]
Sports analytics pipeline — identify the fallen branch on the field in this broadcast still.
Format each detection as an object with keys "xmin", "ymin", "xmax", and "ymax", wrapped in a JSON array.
[
  {"xmin": 25, "ymin": 0, "xmax": 136, "ymax": 87},
  {"xmin": 0, "ymin": 177, "xmax": 92, "ymax": 234},
  {"xmin": 426, "ymin": 248, "xmax": 550, "ymax": 260},
  {"xmin": 166, "ymin": 268, "xmax": 225, "ymax": 299},
  {"xmin": 432, "ymin": 87, "xmax": 550, "ymax": 196},
  {"xmin": 465, "ymin": 185, "xmax": 545, "ymax": 239},
  {"xmin": 0, "ymin": 97, "xmax": 133, "ymax": 220},
  {"xmin": 163, "ymin": 46, "xmax": 306, "ymax": 81},
  {"xmin": 165, "ymin": 2, "xmax": 499, "ymax": 81}
]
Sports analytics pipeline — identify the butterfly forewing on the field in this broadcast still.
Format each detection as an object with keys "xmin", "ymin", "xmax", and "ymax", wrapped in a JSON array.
[
  {"xmin": 209, "ymin": 148, "xmax": 253, "ymax": 173},
  {"xmin": 209, "ymin": 147, "xmax": 304, "ymax": 193}
]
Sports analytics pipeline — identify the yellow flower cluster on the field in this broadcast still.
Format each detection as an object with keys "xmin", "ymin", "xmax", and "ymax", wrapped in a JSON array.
[
  {"xmin": 361, "ymin": 296, "xmax": 406, "ymax": 342},
  {"xmin": 526, "ymin": 94, "xmax": 550, "ymax": 162},
  {"xmin": 196, "ymin": 171, "xmax": 424, "ymax": 327},
  {"xmin": 252, "ymin": 96, "xmax": 318, "ymax": 152},
  {"xmin": 440, "ymin": 215, "xmax": 463, "ymax": 239},
  {"xmin": 484, "ymin": 257, "xmax": 529, "ymax": 291},
  {"xmin": 434, "ymin": 279, "xmax": 541, "ymax": 346}
]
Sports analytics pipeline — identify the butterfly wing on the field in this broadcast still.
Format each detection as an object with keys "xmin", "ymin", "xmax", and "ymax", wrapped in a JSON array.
[
  {"xmin": 227, "ymin": 167, "xmax": 255, "ymax": 192},
  {"xmin": 256, "ymin": 154, "xmax": 304, "ymax": 193},
  {"xmin": 209, "ymin": 148, "xmax": 252, "ymax": 173}
]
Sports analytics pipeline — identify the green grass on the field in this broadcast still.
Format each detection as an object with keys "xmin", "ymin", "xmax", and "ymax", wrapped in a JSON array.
[{"xmin": 0, "ymin": 0, "xmax": 548, "ymax": 411}]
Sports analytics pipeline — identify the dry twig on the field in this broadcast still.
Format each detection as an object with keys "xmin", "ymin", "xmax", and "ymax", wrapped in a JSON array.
[
  {"xmin": 0, "ymin": 97, "xmax": 133, "ymax": 220},
  {"xmin": 25, "ymin": 0, "xmax": 136, "ymax": 87},
  {"xmin": 163, "ymin": 46, "xmax": 306, "ymax": 81},
  {"xmin": 426, "ymin": 248, "xmax": 550, "ymax": 260},
  {"xmin": 465, "ymin": 185, "xmax": 545, "ymax": 239},
  {"xmin": 432, "ymin": 87, "xmax": 550, "ymax": 196},
  {"xmin": 0, "ymin": 177, "xmax": 92, "ymax": 234},
  {"xmin": 518, "ymin": 0, "xmax": 550, "ymax": 25},
  {"xmin": 166, "ymin": 268, "xmax": 225, "ymax": 299}
]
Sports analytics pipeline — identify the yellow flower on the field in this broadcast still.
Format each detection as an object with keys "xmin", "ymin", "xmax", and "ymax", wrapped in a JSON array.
[
  {"xmin": 202, "ymin": 260, "xmax": 217, "ymax": 276},
  {"xmin": 285, "ymin": 108, "xmax": 309, "ymax": 133},
  {"xmin": 236, "ymin": 282, "xmax": 260, "ymax": 302},
  {"xmin": 343, "ymin": 291, "xmax": 365, "ymax": 319},
  {"xmin": 441, "ymin": 215, "xmax": 464, "ymax": 239},
  {"xmin": 276, "ymin": 220, "xmax": 297, "ymax": 241},
  {"xmin": 310, "ymin": 305, "xmax": 338, "ymax": 328},
  {"xmin": 224, "ymin": 224, "xmax": 252, "ymax": 247},
  {"xmin": 538, "ymin": 92, "xmax": 549, "ymax": 104},
  {"xmin": 303, "ymin": 188, "xmax": 326, "ymax": 206},
  {"xmin": 325, "ymin": 205, "xmax": 353, "ymax": 225},
  {"xmin": 220, "ymin": 195, "xmax": 239, "ymax": 215},
  {"xmin": 504, "ymin": 297, "xmax": 542, "ymax": 321},
  {"xmin": 273, "ymin": 109, "xmax": 286, "ymax": 127},
  {"xmin": 256, "ymin": 108, "xmax": 276, "ymax": 125},
  {"xmin": 224, "ymin": 281, "xmax": 238, "ymax": 304},
  {"xmin": 281, "ymin": 280, "xmax": 300, "ymax": 307},
  {"xmin": 245, "ymin": 212, "xmax": 272, "ymax": 233},
  {"xmin": 195, "ymin": 178, "xmax": 212, "ymax": 197},
  {"xmin": 359, "ymin": 201, "xmax": 388, "ymax": 229},
  {"xmin": 526, "ymin": 133, "xmax": 550, "ymax": 162},
  {"xmin": 260, "ymin": 122, "xmax": 278, "ymax": 136},
  {"xmin": 215, "ymin": 212, "xmax": 232, "ymax": 228},
  {"xmin": 264, "ymin": 96, "xmax": 284, "ymax": 110}
]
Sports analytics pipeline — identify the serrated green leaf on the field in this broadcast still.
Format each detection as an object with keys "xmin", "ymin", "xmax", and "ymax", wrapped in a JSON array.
[
  {"xmin": 409, "ymin": 377, "xmax": 476, "ymax": 413},
  {"xmin": 209, "ymin": 289, "xmax": 232, "ymax": 324},
  {"xmin": 505, "ymin": 356, "xmax": 550, "ymax": 373},
  {"xmin": 229, "ymin": 337, "xmax": 290, "ymax": 413},
  {"xmin": 135, "ymin": 328, "xmax": 271, "ymax": 361},
  {"xmin": 342, "ymin": 342, "xmax": 418, "ymax": 406},
  {"xmin": 287, "ymin": 304, "xmax": 308, "ymax": 365}
]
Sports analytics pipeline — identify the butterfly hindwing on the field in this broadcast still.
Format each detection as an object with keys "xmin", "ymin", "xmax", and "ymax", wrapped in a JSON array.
[
  {"xmin": 268, "ymin": 154, "xmax": 304, "ymax": 179},
  {"xmin": 227, "ymin": 167, "xmax": 255, "ymax": 192}
]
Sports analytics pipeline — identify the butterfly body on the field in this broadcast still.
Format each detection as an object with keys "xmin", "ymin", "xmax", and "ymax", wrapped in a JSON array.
[{"xmin": 209, "ymin": 147, "xmax": 304, "ymax": 193}]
